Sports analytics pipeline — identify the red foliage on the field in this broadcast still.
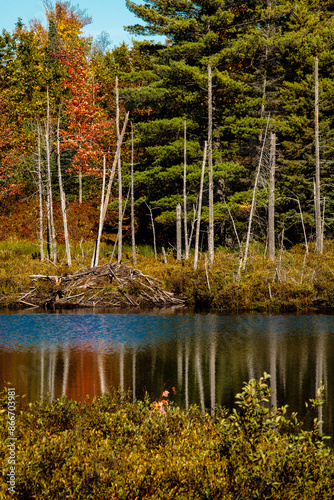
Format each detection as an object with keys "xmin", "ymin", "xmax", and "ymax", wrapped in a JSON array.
[
  {"xmin": 57, "ymin": 48, "xmax": 114, "ymax": 175},
  {"xmin": 0, "ymin": 103, "xmax": 24, "ymax": 200}
]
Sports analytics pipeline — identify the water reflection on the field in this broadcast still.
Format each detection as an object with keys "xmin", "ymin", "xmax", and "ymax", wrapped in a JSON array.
[{"xmin": 0, "ymin": 311, "xmax": 334, "ymax": 440}]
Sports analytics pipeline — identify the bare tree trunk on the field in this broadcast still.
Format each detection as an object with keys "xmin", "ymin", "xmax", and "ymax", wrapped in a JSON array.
[
  {"xmin": 37, "ymin": 122, "xmax": 44, "ymax": 261},
  {"xmin": 297, "ymin": 196, "xmax": 309, "ymax": 255},
  {"xmin": 131, "ymin": 122, "xmax": 137, "ymax": 266},
  {"xmin": 183, "ymin": 120, "xmax": 189, "ymax": 259},
  {"xmin": 116, "ymin": 77, "xmax": 122, "ymax": 263},
  {"xmin": 268, "ymin": 132, "xmax": 276, "ymax": 261},
  {"xmin": 176, "ymin": 203, "xmax": 182, "ymax": 260},
  {"xmin": 91, "ymin": 156, "xmax": 106, "ymax": 268},
  {"xmin": 275, "ymin": 228, "xmax": 285, "ymax": 283},
  {"xmin": 242, "ymin": 115, "xmax": 270, "ymax": 271},
  {"xmin": 110, "ymin": 186, "xmax": 130, "ymax": 264},
  {"xmin": 208, "ymin": 64, "xmax": 214, "ymax": 267},
  {"xmin": 188, "ymin": 204, "xmax": 197, "ymax": 252},
  {"xmin": 224, "ymin": 199, "xmax": 242, "ymax": 254},
  {"xmin": 322, "ymin": 196, "xmax": 325, "ymax": 251},
  {"xmin": 162, "ymin": 246, "xmax": 167, "ymax": 264},
  {"xmin": 57, "ymin": 114, "xmax": 71, "ymax": 266},
  {"xmin": 146, "ymin": 202, "xmax": 157, "ymax": 259},
  {"xmin": 194, "ymin": 142, "xmax": 208, "ymax": 270},
  {"xmin": 92, "ymin": 111, "xmax": 130, "ymax": 267},
  {"xmin": 78, "ymin": 166, "xmax": 82, "ymax": 204},
  {"xmin": 118, "ymin": 159, "xmax": 122, "ymax": 263},
  {"xmin": 315, "ymin": 56, "xmax": 322, "ymax": 254},
  {"xmin": 45, "ymin": 85, "xmax": 57, "ymax": 263}
]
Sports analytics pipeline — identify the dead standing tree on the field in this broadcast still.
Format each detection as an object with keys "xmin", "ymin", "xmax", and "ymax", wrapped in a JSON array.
[
  {"xmin": 183, "ymin": 120, "xmax": 189, "ymax": 259},
  {"xmin": 116, "ymin": 77, "xmax": 123, "ymax": 263},
  {"xmin": 268, "ymin": 132, "xmax": 276, "ymax": 262},
  {"xmin": 91, "ymin": 112, "xmax": 130, "ymax": 268},
  {"xmin": 130, "ymin": 122, "xmax": 137, "ymax": 266},
  {"xmin": 57, "ymin": 113, "xmax": 71, "ymax": 266},
  {"xmin": 45, "ymin": 85, "xmax": 57, "ymax": 263},
  {"xmin": 314, "ymin": 56, "xmax": 323, "ymax": 254},
  {"xmin": 194, "ymin": 142, "xmax": 208, "ymax": 270},
  {"xmin": 207, "ymin": 64, "xmax": 214, "ymax": 268},
  {"xmin": 241, "ymin": 115, "xmax": 270, "ymax": 271}
]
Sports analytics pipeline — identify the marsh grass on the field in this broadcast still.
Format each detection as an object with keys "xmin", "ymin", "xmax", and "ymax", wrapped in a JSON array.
[{"xmin": 1, "ymin": 239, "xmax": 334, "ymax": 312}]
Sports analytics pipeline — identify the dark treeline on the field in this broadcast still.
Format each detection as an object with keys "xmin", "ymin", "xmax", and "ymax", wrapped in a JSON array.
[{"xmin": 1, "ymin": 0, "xmax": 334, "ymax": 256}]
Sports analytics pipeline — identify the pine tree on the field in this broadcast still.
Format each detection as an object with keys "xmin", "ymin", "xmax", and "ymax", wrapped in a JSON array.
[{"xmin": 124, "ymin": 0, "xmax": 267, "ymax": 248}]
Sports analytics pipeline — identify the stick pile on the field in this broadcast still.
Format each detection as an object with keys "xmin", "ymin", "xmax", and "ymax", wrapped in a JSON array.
[{"xmin": 22, "ymin": 263, "xmax": 185, "ymax": 310}]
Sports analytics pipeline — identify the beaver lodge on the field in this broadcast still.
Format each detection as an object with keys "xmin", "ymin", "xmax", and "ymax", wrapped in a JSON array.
[{"xmin": 14, "ymin": 263, "xmax": 185, "ymax": 310}]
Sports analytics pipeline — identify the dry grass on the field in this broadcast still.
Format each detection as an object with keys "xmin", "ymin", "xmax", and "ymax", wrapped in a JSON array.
[{"xmin": 1, "ymin": 235, "xmax": 334, "ymax": 312}]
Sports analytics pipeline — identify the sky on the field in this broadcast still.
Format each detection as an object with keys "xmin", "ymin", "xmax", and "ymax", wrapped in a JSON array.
[{"xmin": 0, "ymin": 0, "xmax": 162, "ymax": 47}]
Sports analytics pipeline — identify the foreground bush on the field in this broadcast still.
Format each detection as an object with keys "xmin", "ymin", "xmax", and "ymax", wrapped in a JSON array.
[{"xmin": 0, "ymin": 375, "xmax": 333, "ymax": 499}]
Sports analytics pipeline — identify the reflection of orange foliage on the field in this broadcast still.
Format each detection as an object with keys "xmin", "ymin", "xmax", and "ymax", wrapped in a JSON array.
[{"xmin": 0, "ymin": 347, "xmax": 126, "ymax": 403}]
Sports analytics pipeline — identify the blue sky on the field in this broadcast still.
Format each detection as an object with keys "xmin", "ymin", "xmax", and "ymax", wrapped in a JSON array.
[{"xmin": 0, "ymin": 0, "xmax": 162, "ymax": 47}]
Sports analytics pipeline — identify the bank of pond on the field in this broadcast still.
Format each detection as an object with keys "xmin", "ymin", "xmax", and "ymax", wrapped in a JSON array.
[{"xmin": 3, "ymin": 242, "xmax": 334, "ymax": 314}]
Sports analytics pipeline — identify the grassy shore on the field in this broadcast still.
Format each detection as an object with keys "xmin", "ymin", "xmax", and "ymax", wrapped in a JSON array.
[
  {"xmin": 0, "ymin": 375, "xmax": 333, "ymax": 499},
  {"xmin": 0, "ymin": 238, "xmax": 334, "ymax": 312}
]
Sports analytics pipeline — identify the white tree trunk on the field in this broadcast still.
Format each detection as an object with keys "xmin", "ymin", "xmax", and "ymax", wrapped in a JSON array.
[
  {"xmin": 145, "ymin": 202, "xmax": 157, "ymax": 259},
  {"xmin": 194, "ymin": 142, "xmax": 208, "ymax": 270},
  {"xmin": 183, "ymin": 120, "xmax": 189, "ymax": 259},
  {"xmin": 92, "ymin": 156, "xmax": 106, "ymax": 268},
  {"xmin": 37, "ymin": 122, "xmax": 44, "ymax": 261},
  {"xmin": 268, "ymin": 132, "xmax": 276, "ymax": 261},
  {"xmin": 297, "ymin": 197, "xmax": 309, "ymax": 255},
  {"xmin": 242, "ymin": 115, "xmax": 270, "ymax": 270},
  {"xmin": 315, "ymin": 56, "xmax": 322, "ymax": 254},
  {"xmin": 118, "ymin": 159, "xmax": 122, "ymax": 263},
  {"xmin": 78, "ymin": 166, "xmax": 82, "ymax": 204},
  {"xmin": 45, "ymin": 85, "xmax": 57, "ymax": 263},
  {"xmin": 176, "ymin": 203, "xmax": 182, "ymax": 260},
  {"xmin": 207, "ymin": 64, "xmax": 214, "ymax": 267},
  {"xmin": 92, "ymin": 111, "xmax": 130, "ymax": 266},
  {"xmin": 57, "ymin": 115, "xmax": 71, "ymax": 266},
  {"xmin": 116, "ymin": 77, "xmax": 123, "ymax": 263},
  {"xmin": 131, "ymin": 122, "xmax": 137, "ymax": 265}
]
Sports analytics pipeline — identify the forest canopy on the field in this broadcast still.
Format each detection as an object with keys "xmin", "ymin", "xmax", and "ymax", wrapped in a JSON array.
[{"xmin": 1, "ymin": 0, "xmax": 334, "ymax": 254}]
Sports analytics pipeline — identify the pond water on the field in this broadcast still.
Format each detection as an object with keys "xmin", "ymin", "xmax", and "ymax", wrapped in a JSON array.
[{"xmin": 1, "ymin": 310, "xmax": 334, "ymax": 441}]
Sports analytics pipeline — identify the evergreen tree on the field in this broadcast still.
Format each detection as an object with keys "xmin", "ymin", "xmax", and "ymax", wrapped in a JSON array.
[
  {"xmin": 275, "ymin": 0, "xmax": 334, "ymax": 242},
  {"xmin": 124, "ymin": 0, "xmax": 334, "ymax": 248},
  {"xmin": 124, "ymin": 0, "xmax": 271, "ymax": 247}
]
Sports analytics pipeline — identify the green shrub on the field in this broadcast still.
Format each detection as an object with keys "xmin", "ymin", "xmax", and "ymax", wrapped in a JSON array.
[{"xmin": 1, "ymin": 377, "xmax": 333, "ymax": 498}]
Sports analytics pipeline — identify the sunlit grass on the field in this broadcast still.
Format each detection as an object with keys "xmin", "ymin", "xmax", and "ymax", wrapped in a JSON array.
[{"xmin": 1, "ymin": 238, "xmax": 334, "ymax": 312}]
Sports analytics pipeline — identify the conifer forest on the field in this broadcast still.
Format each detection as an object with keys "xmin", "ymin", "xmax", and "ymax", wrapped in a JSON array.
[{"xmin": 1, "ymin": 0, "xmax": 334, "ymax": 263}]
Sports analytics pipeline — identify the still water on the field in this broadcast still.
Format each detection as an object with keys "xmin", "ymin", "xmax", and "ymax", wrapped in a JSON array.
[{"xmin": 0, "ymin": 310, "xmax": 333, "ymax": 439}]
